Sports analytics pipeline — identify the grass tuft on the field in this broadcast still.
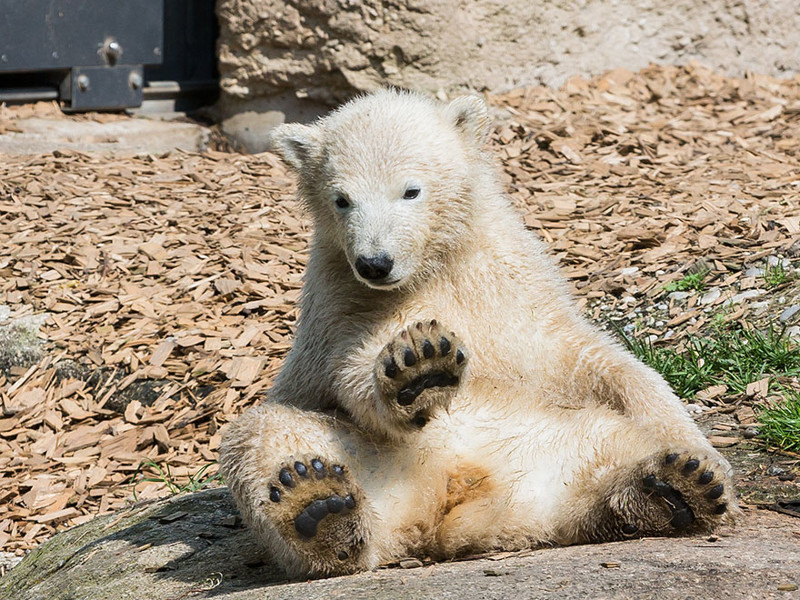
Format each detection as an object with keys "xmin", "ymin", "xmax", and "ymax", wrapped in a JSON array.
[
  {"xmin": 759, "ymin": 390, "xmax": 800, "ymax": 453},
  {"xmin": 617, "ymin": 324, "xmax": 800, "ymax": 398},
  {"xmin": 762, "ymin": 261, "xmax": 792, "ymax": 289},
  {"xmin": 663, "ymin": 270, "xmax": 709, "ymax": 293},
  {"xmin": 616, "ymin": 323, "xmax": 800, "ymax": 452},
  {"xmin": 130, "ymin": 460, "xmax": 222, "ymax": 501}
]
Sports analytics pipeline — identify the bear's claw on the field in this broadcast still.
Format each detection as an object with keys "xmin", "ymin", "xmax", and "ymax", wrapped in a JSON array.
[{"xmin": 375, "ymin": 320, "xmax": 468, "ymax": 431}]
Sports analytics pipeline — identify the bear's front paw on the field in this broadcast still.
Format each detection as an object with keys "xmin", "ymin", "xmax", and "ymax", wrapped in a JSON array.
[
  {"xmin": 265, "ymin": 456, "xmax": 369, "ymax": 573},
  {"xmin": 375, "ymin": 320, "xmax": 467, "ymax": 430}
]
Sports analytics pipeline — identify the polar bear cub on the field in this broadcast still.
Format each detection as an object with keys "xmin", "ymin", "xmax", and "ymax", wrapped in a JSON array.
[{"xmin": 220, "ymin": 89, "xmax": 737, "ymax": 578}]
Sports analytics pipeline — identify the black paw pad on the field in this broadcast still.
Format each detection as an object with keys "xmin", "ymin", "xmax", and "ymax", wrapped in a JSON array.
[
  {"xmin": 670, "ymin": 505, "xmax": 694, "ymax": 530},
  {"xmin": 665, "ymin": 453, "xmax": 679, "ymax": 465},
  {"xmin": 403, "ymin": 347, "xmax": 416, "ymax": 367},
  {"xmin": 332, "ymin": 464, "xmax": 344, "ymax": 477},
  {"xmin": 294, "ymin": 512, "xmax": 318, "ymax": 538},
  {"xmin": 456, "ymin": 349, "xmax": 465, "ymax": 364},
  {"xmin": 621, "ymin": 523, "xmax": 639, "ymax": 536},
  {"xmin": 279, "ymin": 468, "xmax": 295, "ymax": 487},
  {"xmin": 306, "ymin": 499, "xmax": 329, "ymax": 521},
  {"xmin": 293, "ymin": 494, "xmax": 355, "ymax": 539},
  {"xmin": 397, "ymin": 372, "xmax": 460, "ymax": 407},
  {"xmin": 311, "ymin": 458, "xmax": 325, "ymax": 478},
  {"xmin": 705, "ymin": 484, "xmax": 724, "ymax": 500},
  {"xmin": 698, "ymin": 471, "xmax": 714, "ymax": 485},
  {"xmin": 412, "ymin": 413, "xmax": 428, "ymax": 428},
  {"xmin": 682, "ymin": 459, "xmax": 700, "ymax": 474},
  {"xmin": 384, "ymin": 358, "xmax": 398, "ymax": 379},
  {"xmin": 439, "ymin": 337, "xmax": 451, "ymax": 356},
  {"xmin": 643, "ymin": 474, "xmax": 694, "ymax": 531},
  {"xmin": 714, "ymin": 503, "xmax": 728, "ymax": 515},
  {"xmin": 398, "ymin": 389, "xmax": 417, "ymax": 406},
  {"xmin": 422, "ymin": 339, "xmax": 435, "ymax": 359},
  {"xmin": 269, "ymin": 486, "xmax": 281, "ymax": 503},
  {"xmin": 294, "ymin": 461, "xmax": 308, "ymax": 477},
  {"xmin": 326, "ymin": 495, "xmax": 346, "ymax": 513}
]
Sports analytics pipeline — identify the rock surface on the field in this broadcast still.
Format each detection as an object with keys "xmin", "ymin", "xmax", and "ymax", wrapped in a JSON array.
[
  {"xmin": 0, "ymin": 308, "xmax": 47, "ymax": 379},
  {"xmin": 220, "ymin": 110, "xmax": 287, "ymax": 153},
  {"xmin": 216, "ymin": 0, "xmax": 800, "ymax": 118},
  {"xmin": 1, "ymin": 487, "xmax": 798, "ymax": 600}
]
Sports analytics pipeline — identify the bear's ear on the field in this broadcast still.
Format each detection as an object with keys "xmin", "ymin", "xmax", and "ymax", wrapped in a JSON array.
[
  {"xmin": 268, "ymin": 123, "xmax": 322, "ymax": 172},
  {"xmin": 445, "ymin": 95, "xmax": 491, "ymax": 145}
]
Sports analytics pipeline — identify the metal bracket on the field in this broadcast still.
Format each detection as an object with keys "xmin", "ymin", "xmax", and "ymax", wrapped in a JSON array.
[{"xmin": 60, "ymin": 66, "xmax": 145, "ymax": 111}]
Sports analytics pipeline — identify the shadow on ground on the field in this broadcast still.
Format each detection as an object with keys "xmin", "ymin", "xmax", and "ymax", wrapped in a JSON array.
[{"xmin": 0, "ymin": 488, "xmax": 285, "ymax": 600}]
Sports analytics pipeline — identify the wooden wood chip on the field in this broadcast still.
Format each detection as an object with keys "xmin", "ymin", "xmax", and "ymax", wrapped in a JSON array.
[
  {"xmin": 708, "ymin": 436, "xmax": 740, "ymax": 448},
  {"xmin": 214, "ymin": 278, "xmax": 240, "ymax": 296},
  {"xmin": 124, "ymin": 400, "xmax": 143, "ymax": 424},
  {"xmin": 60, "ymin": 398, "xmax": 93, "ymax": 421},
  {"xmin": 149, "ymin": 340, "xmax": 177, "ymax": 368},
  {"xmin": 226, "ymin": 357, "xmax": 264, "ymax": 387},
  {"xmin": 33, "ymin": 508, "xmax": 80, "ymax": 524},
  {"xmin": 745, "ymin": 377, "xmax": 770, "ymax": 399},
  {"xmin": 3, "ymin": 62, "xmax": 800, "ymax": 557}
]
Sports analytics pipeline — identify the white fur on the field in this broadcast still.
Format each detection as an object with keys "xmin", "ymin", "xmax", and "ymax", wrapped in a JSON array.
[{"xmin": 220, "ymin": 89, "xmax": 737, "ymax": 578}]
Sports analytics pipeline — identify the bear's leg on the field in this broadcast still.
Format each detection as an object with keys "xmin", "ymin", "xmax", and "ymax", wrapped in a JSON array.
[
  {"xmin": 565, "ymin": 332, "xmax": 716, "ymax": 449},
  {"xmin": 551, "ymin": 418, "xmax": 739, "ymax": 544},
  {"xmin": 374, "ymin": 320, "xmax": 468, "ymax": 434},
  {"xmin": 220, "ymin": 402, "xmax": 379, "ymax": 577}
]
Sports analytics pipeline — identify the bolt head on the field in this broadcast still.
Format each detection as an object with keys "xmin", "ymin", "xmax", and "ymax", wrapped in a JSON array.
[
  {"xmin": 76, "ymin": 74, "xmax": 90, "ymax": 92},
  {"xmin": 103, "ymin": 38, "xmax": 122, "ymax": 64},
  {"xmin": 129, "ymin": 72, "xmax": 144, "ymax": 90}
]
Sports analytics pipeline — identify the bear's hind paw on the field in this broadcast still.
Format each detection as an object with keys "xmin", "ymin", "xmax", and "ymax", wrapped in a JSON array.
[
  {"xmin": 265, "ymin": 457, "xmax": 369, "ymax": 573},
  {"xmin": 647, "ymin": 451, "xmax": 735, "ymax": 529},
  {"xmin": 612, "ymin": 450, "xmax": 737, "ymax": 539}
]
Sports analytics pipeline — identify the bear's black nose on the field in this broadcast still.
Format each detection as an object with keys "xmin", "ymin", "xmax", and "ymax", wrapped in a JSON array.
[{"xmin": 355, "ymin": 254, "xmax": 394, "ymax": 280}]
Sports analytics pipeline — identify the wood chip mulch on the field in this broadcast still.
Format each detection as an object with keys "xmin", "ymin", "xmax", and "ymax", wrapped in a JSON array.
[{"xmin": 0, "ymin": 63, "xmax": 799, "ymax": 558}]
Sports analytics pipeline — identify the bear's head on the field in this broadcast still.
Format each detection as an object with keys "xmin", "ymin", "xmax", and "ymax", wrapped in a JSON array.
[{"xmin": 269, "ymin": 89, "xmax": 492, "ymax": 290}]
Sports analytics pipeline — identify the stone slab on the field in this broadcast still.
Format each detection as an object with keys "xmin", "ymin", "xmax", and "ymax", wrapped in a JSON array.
[{"xmin": 0, "ymin": 117, "xmax": 210, "ymax": 155}]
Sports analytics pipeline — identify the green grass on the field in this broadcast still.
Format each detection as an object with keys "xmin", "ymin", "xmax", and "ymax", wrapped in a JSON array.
[
  {"xmin": 663, "ymin": 270, "xmax": 709, "ymax": 293},
  {"xmin": 618, "ymin": 325, "xmax": 800, "ymax": 398},
  {"xmin": 762, "ymin": 261, "xmax": 792, "ymax": 289},
  {"xmin": 617, "ymin": 324, "xmax": 800, "ymax": 452},
  {"xmin": 759, "ymin": 390, "xmax": 800, "ymax": 453},
  {"xmin": 710, "ymin": 309, "xmax": 731, "ymax": 331},
  {"xmin": 130, "ymin": 460, "xmax": 222, "ymax": 501}
]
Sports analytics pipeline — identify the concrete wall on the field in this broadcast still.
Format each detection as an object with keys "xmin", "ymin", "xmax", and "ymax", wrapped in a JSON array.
[{"xmin": 216, "ymin": 0, "xmax": 800, "ymax": 121}]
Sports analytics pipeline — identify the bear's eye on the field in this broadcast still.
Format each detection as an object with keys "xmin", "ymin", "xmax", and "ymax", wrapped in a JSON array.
[
  {"xmin": 334, "ymin": 195, "xmax": 350, "ymax": 209},
  {"xmin": 402, "ymin": 186, "xmax": 421, "ymax": 200}
]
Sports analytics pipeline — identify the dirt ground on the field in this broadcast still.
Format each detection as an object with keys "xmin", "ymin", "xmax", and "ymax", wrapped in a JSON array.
[{"xmin": 1, "ymin": 63, "xmax": 799, "ymax": 568}]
